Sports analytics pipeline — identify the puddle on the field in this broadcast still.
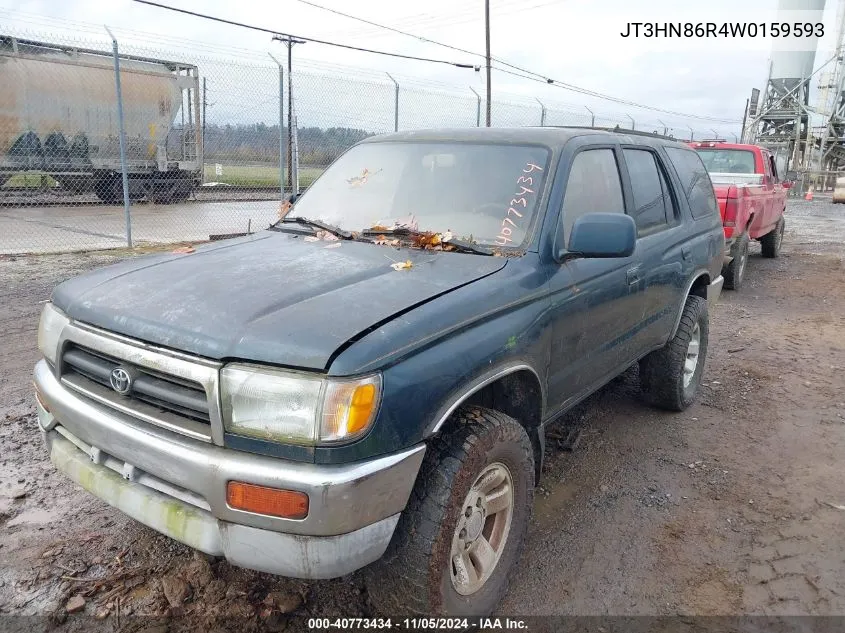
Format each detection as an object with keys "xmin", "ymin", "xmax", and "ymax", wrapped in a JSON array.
[
  {"xmin": 6, "ymin": 508, "xmax": 56, "ymax": 527},
  {"xmin": 534, "ymin": 480, "xmax": 579, "ymax": 526}
]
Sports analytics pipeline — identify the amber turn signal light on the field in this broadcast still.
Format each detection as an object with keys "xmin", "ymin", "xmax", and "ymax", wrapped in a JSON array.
[
  {"xmin": 34, "ymin": 383, "xmax": 50, "ymax": 413},
  {"xmin": 226, "ymin": 481, "xmax": 309, "ymax": 519}
]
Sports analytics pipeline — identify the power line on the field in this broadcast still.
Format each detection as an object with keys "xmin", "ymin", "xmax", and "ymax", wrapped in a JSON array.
[
  {"xmin": 131, "ymin": 0, "xmax": 478, "ymax": 69},
  {"xmin": 301, "ymin": 0, "xmax": 553, "ymax": 41},
  {"xmin": 289, "ymin": 0, "xmax": 560, "ymax": 79},
  {"xmin": 322, "ymin": 0, "xmax": 563, "ymax": 40},
  {"xmin": 286, "ymin": 0, "xmax": 740, "ymax": 123},
  {"xmin": 491, "ymin": 67, "xmax": 738, "ymax": 123}
]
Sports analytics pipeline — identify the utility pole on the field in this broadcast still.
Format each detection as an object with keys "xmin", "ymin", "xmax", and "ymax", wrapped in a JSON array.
[
  {"xmin": 269, "ymin": 53, "xmax": 285, "ymax": 200},
  {"xmin": 484, "ymin": 0, "xmax": 491, "ymax": 127},
  {"xmin": 202, "ymin": 77, "xmax": 207, "ymax": 184},
  {"xmin": 105, "ymin": 26, "xmax": 132, "ymax": 247},
  {"xmin": 275, "ymin": 36, "xmax": 306, "ymax": 192}
]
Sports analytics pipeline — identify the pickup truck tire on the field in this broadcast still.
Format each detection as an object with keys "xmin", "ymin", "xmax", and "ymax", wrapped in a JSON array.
[
  {"xmin": 760, "ymin": 217, "xmax": 785, "ymax": 258},
  {"xmin": 367, "ymin": 407, "xmax": 534, "ymax": 616},
  {"xmin": 639, "ymin": 295, "xmax": 708, "ymax": 411},
  {"xmin": 723, "ymin": 232, "xmax": 749, "ymax": 290}
]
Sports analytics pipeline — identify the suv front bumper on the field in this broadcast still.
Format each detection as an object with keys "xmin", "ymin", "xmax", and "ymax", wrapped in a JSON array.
[{"xmin": 34, "ymin": 360, "xmax": 425, "ymax": 579}]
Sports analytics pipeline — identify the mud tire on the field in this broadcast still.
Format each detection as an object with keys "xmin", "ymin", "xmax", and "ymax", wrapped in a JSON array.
[
  {"xmin": 367, "ymin": 407, "xmax": 534, "ymax": 616},
  {"xmin": 639, "ymin": 295, "xmax": 709, "ymax": 411}
]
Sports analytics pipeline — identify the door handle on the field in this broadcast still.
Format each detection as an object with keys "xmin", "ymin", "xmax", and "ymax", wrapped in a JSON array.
[{"xmin": 626, "ymin": 268, "xmax": 640, "ymax": 285}]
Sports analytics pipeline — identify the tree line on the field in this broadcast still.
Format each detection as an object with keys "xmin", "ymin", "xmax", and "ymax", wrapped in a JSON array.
[{"xmin": 190, "ymin": 123, "xmax": 373, "ymax": 166}]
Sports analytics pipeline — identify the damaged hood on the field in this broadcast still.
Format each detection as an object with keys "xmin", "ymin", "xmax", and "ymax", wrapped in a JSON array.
[{"xmin": 51, "ymin": 231, "xmax": 507, "ymax": 371}]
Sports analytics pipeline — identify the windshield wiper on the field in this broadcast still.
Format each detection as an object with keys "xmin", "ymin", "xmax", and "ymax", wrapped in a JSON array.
[
  {"xmin": 278, "ymin": 216, "xmax": 353, "ymax": 240},
  {"xmin": 446, "ymin": 239, "xmax": 494, "ymax": 256},
  {"xmin": 360, "ymin": 227, "xmax": 419, "ymax": 238},
  {"xmin": 360, "ymin": 228, "xmax": 493, "ymax": 256}
]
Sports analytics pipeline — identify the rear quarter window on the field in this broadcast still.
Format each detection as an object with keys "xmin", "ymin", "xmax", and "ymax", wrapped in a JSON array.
[{"xmin": 664, "ymin": 147, "xmax": 719, "ymax": 220}]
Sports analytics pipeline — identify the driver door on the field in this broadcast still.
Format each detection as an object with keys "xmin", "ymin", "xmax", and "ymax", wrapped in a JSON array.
[{"xmin": 545, "ymin": 144, "xmax": 643, "ymax": 414}]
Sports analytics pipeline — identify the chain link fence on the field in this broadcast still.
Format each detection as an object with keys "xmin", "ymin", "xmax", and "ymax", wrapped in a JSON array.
[{"xmin": 1, "ymin": 26, "xmax": 727, "ymax": 255}]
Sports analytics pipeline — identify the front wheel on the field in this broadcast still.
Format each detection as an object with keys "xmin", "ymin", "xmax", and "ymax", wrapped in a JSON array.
[
  {"xmin": 367, "ymin": 408, "xmax": 534, "ymax": 616},
  {"xmin": 639, "ymin": 295, "xmax": 709, "ymax": 411}
]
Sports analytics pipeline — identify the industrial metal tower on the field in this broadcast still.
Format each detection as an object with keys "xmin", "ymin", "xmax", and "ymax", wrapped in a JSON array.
[
  {"xmin": 746, "ymin": 0, "xmax": 827, "ymax": 172},
  {"xmin": 816, "ymin": 0, "xmax": 845, "ymax": 170}
]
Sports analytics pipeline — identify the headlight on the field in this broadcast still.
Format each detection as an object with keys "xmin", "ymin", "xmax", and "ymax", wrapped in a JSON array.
[
  {"xmin": 220, "ymin": 364, "xmax": 381, "ymax": 446},
  {"xmin": 37, "ymin": 303, "xmax": 69, "ymax": 365}
]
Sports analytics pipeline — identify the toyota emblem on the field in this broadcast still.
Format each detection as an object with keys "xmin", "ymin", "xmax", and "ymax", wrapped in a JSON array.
[{"xmin": 109, "ymin": 367, "xmax": 132, "ymax": 395}]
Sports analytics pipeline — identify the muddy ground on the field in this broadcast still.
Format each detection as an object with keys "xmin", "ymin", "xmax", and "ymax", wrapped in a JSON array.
[{"xmin": 1, "ymin": 199, "xmax": 843, "ymax": 630}]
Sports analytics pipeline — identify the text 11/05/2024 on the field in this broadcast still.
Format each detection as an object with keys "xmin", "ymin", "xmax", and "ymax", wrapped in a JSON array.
[{"xmin": 306, "ymin": 617, "xmax": 529, "ymax": 629}]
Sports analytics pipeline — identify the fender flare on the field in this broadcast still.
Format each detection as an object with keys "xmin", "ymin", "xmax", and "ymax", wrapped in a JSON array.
[
  {"xmin": 670, "ymin": 271, "xmax": 711, "ymax": 339},
  {"xmin": 426, "ymin": 361, "xmax": 545, "ymax": 437}
]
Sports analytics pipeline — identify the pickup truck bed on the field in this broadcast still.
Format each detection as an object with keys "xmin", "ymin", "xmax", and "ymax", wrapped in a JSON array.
[{"xmin": 690, "ymin": 142, "xmax": 788, "ymax": 290}]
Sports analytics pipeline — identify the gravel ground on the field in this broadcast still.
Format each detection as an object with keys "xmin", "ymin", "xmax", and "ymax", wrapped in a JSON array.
[{"xmin": 0, "ymin": 200, "xmax": 843, "ymax": 630}]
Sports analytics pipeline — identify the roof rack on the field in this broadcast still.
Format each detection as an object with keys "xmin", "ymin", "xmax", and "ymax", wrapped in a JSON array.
[{"xmin": 537, "ymin": 125, "xmax": 680, "ymax": 142}]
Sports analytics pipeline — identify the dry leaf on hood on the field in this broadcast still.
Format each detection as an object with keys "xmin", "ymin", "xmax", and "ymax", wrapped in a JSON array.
[
  {"xmin": 172, "ymin": 245, "xmax": 195, "ymax": 254},
  {"xmin": 315, "ymin": 230, "xmax": 339, "ymax": 242},
  {"xmin": 390, "ymin": 260, "xmax": 413, "ymax": 271},
  {"xmin": 324, "ymin": 242, "xmax": 341, "ymax": 249},
  {"xmin": 374, "ymin": 235, "xmax": 400, "ymax": 246},
  {"xmin": 304, "ymin": 236, "xmax": 320, "ymax": 242},
  {"xmin": 278, "ymin": 200, "xmax": 293, "ymax": 219}
]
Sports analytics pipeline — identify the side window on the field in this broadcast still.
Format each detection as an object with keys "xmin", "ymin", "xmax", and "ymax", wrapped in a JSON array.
[
  {"xmin": 768, "ymin": 155, "xmax": 779, "ymax": 182},
  {"xmin": 762, "ymin": 152, "xmax": 772, "ymax": 180},
  {"xmin": 664, "ymin": 146, "xmax": 719, "ymax": 220},
  {"xmin": 658, "ymin": 162, "xmax": 677, "ymax": 222},
  {"xmin": 623, "ymin": 148, "xmax": 671, "ymax": 236},
  {"xmin": 561, "ymin": 149, "xmax": 624, "ymax": 245}
]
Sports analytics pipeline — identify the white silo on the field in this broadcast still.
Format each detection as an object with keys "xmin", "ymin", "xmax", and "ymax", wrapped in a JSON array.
[
  {"xmin": 753, "ymin": 0, "xmax": 827, "ymax": 170},
  {"xmin": 770, "ymin": 0, "xmax": 827, "ymax": 93}
]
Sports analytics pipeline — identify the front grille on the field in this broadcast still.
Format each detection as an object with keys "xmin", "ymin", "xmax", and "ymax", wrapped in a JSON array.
[{"xmin": 60, "ymin": 343, "xmax": 213, "ymax": 440}]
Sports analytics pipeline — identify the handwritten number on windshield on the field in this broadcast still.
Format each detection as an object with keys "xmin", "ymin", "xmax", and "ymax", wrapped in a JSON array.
[{"xmin": 496, "ymin": 162, "xmax": 543, "ymax": 245}]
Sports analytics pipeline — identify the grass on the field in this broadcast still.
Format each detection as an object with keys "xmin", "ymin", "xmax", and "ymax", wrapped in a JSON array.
[
  {"xmin": 202, "ymin": 163, "xmax": 323, "ymax": 188},
  {"xmin": 2, "ymin": 173, "xmax": 59, "ymax": 188},
  {"xmin": 3, "ymin": 166, "xmax": 322, "ymax": 190}
]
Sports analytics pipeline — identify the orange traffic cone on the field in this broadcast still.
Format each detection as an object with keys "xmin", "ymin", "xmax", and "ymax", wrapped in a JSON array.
[{"xmin": 805, "ymin": 189, "xmax": 814, "ymax": 201}]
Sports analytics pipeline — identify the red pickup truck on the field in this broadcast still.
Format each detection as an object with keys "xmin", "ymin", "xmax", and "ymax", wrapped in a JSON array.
[{"xmin": 689, "ymin": 141, "xmax": 788, "ymax": 290}]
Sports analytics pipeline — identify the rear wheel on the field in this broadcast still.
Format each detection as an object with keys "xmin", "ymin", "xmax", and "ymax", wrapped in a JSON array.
[
  {"xmin": 93, "ymin": 173, "xmax": 121, "ymax": 204},
  {"xmin": 367, "ymin": 407, "xmax": 534, "ymax": 616},
  {"xmin": 723, "ymin": 232, "xmax": 749, "ymax": 290},
  {"xmin": 760, "ymin": 217, "xmax": 785, "ymax": 258},
  {"xmin": 639, "ymin": 295, "xmax": 709, "ymax": 411}
]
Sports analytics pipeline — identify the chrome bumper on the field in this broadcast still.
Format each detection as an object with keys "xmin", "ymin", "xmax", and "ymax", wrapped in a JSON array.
[
  {"xmin": 707, "ymin": 275, "xmax": 724, "ymax": 311},
  {"xmin": 34, "ymin": 360, "xmax": 425, "ymax": 579}
]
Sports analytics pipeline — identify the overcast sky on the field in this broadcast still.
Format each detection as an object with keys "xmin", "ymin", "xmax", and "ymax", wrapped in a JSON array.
[{"xmin": 2, "ymin": 0, "xmax": 842, "ymax": 137}]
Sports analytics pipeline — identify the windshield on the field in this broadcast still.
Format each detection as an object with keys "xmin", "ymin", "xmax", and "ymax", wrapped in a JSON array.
[
  {"xmin": 287, "ymin": 142, "xmax": 551, "ymax": 247},
  {"xmin": 695, "ymin": 149, "xmax": 756, "ymax": 174}
]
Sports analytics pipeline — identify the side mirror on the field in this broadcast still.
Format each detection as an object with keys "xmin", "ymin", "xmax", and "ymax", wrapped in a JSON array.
[
  {"xmin": 285, "ymin": 192, "xmax": 301, "ymax": 204},
  {"xmin": 559, "ymin": 212, "xmax": 636, "ymax": 260},
  {"xmin": 782, "ymin": 181, "xmax": 793, "ymax": 189}
]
